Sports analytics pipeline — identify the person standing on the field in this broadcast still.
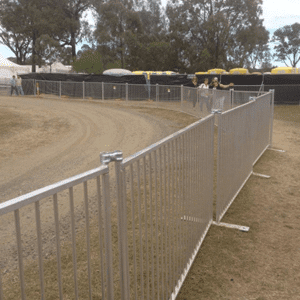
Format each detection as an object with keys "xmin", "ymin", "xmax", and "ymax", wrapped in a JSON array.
[
  {"xmin": 210, "ymin": 77, "xmax": 234, "ymax": 89},
  {"xmin": 16, "ymin": 75, "xmax": 24, "ymax": 96},
  {"xmin": 198, "ymin": 78, "xmax": 210, "ymax": 112},
  {"xmin": 10, "ymin": 75, "xmax": 19, "ymax": 96}
]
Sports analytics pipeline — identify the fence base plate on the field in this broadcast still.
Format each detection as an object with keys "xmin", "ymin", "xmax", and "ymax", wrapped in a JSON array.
[
  {"xmin": 212, "ymin": 221, "xmax": 250, "ymax": 232},
  {"xmin": 268, "ymin": 148, "xmax": 285, "ymax": 153},
  {"xmin": 252, "ymin": 172, "xmax": 271, "ymax": 179}
]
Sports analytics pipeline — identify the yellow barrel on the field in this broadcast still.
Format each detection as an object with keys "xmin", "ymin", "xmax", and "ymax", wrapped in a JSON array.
[
  {"xmin": 229, "ymin": 68, "xmax": 249, "ymax": 75},
  {"xmin": 195, "ymin": 72, "xmax": 208, "ymax": 75},
  {"xmin": 271, "ymin": 67, "xmax": 299, "ymax": 74},
  {"xmin": 207, "ymin": 68, "xmax": 227, "ymax": 74}
]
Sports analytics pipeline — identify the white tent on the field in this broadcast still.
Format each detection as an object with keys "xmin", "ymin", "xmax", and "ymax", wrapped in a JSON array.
[
  {"xmin": 103, "ymin": 68, "xmax": 133, "ymax": 76},
  {"xmin": 0, "ymin": 53, "xmax": 30, "ymax": 78}
]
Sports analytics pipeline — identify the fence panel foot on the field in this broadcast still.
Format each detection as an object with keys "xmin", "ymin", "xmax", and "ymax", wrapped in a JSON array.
[
  {"xmin": 252, "ymin": 172, "xmax": 271, "ymax": 179},
  {"xmin": 212, "ymin": 221, "xmax": 250, "ymax": 232}
]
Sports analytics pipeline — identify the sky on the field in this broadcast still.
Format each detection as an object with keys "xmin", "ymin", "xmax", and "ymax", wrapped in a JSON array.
[{"xmin": 1, "ymin": 0, "xmax": 299, "ymax": 67}]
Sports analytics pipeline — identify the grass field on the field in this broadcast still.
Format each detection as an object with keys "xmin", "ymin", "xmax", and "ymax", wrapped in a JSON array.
[{"xmin": 1, "ymin": 102, "xmax": 299, "ymax": 300}]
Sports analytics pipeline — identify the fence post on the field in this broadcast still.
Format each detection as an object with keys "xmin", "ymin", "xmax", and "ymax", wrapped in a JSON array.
[
  {"xmin": 83, "ymin": 81, "xmax": 85, "ymax": 100},
  {"xmin": 181, "ymin": 85, "xmax": 183, "ymax": 112},
  {"xmin": 269, "ymin": 89, "xmax": 275, "ymax": 147},
  {"xmin": 101, "ymin": 151, "xmax": 129, "ymax": 300},
  {"xmin": 34, "ymin": 79, "xmax": 36, "ymax": 96},
  {"xmin": 126, "ymin": 83, "xmax": 128, "ymax": 101},
  {"xmin": 102, "ymin": 82, "xmax": 104, "ymax": 101},
  {"xmin": 114, "ymin": 154, "xmax": 130, "ymax": 300},
  {"xmin": 230, "ymin": 88, "xmax": 234, "ymax": 109},
  {"xmin": 59, "ymin": 81, "xmax": 61, "ymax": 98},
  {"xmin": 156, "ymin": 84, "xmax": 159, "ymax": 108}
]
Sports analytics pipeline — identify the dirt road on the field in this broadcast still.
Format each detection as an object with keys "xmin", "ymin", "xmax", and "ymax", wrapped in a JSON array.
[{"xmin": 0, "ymin": 96, "xmax": 197, "ymax": 273}]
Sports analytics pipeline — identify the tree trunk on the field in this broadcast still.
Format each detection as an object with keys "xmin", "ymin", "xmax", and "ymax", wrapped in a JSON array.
[
  {"xmin": 32, "ymin": 31, "xmax": 36, "ymax": 73},
  {"xmin": 71, "ymin": 29, "xmax": 76, "ymax": 62}
]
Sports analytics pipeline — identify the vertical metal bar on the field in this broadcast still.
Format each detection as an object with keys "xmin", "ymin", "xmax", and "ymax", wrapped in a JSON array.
[
  {"xmin": 179, "ymin": 135, "xmax": 183, "ymax": 274},
  {"xmin": 121, "ymin": 167, "xmax": 130, "ymax": 300},
  {"xmin": 102, "ymin": 82, "xmax": 104, "ymax": 101},
  {"xmin": 96, "ymin": 176, "xmax": 105, "ymax": 300},
  {"xmin": 59, "ymin": 81, "xmax": 61, "ymax": 98},
  {"xmin": 34, "ymin": 79, "xmax": 36, "ymax": 96},
  {"xmin": 269, "ymin": 89, "xmax": 275, "ymax": 147},
  {"xmin": 14, "ymin": 209, "xmax": 26, "ymax": 300},
  {"xmin": 126, "ymin": 83, "xmax": 128, "ymax": 101},
  {"xmin": 69, "ymin": 187, "xmax": 79, "ymax": 300},
  {"xmin": 156, "ymin": 84, "xmax": 159, "ymax": 108},
  {"xmin": 216, "ymin": 112, "xmax": 223, "ymax": 223},
  {"xmin": 102, "ymin": 172, "xmax": 114, "ymax": 300},
  {"xmin": 136, "ymin": 160, "xmax": 144, "ymax": 300},
  {"xmin": 53, "ymin": 194, "xmax": 63, "ymax": 299},
  {"xmin": 163, "ymin": 144, "xmax": 168, "ymax": 299},
  {"xmin": 171, "ymin": 140, "xmax": 175, "ymax": 289},
  {"xmin": 167, "ymin": 142, "xmax": 172, "ymax": 292},
  {"xmin": 159, "ymin": 147, "xmax": 164, "ymax": 298},
  {"xmin": 230, "ymin": 88, "xmax": 233, "ymax": 109},
  {"xmin": 142, "ymin": 156, "xmax": 150, "ymax": 300},
  {"xmin": 35, "ymin": 201, "xmax": 45, "ymax": 300},
  {"xmin": 0, "ymin": 266, "xmax": 3, "ymax": 300},
  {"xmin": 181, "ymin": 85, "xmax": 183, "ymax": 112},
  {"xmin": 149, "ymin": 154, "xmax": 155, "ymax": 300},
  {"xmin": 83, "ymin": 181, "xmax": 92, "ymax": 300},
  {"xmin": 115, "ymin": 160, "xmax": 129, "ymax": 300},
  {"xmin": 83, "ymin": 81, "xmax": 85, "ymax": 100},
  {"xmin": 153, "ymin": 150, "xmax": 160, "ymax": 300},
  {"xmin": 130, "ymin": 164, "xmax": 138, "ymax": 300}
]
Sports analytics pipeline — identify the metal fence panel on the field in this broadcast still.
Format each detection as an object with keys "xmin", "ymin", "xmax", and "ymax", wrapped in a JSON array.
[
  {"xmin": 36, "ymin": 80, "xmax": 60, "ymax": 98},
  {"xmin": 0, "ymin": 166, "xmax": 116, "ymax": 300},
  {"xmin": 84, "ymin": 82, "xmax": 103, "ymax": 100},
  {"xmin": 61, "ymin": 81, "xmax": 83, "ymax": 99},
  {"xmin": 120, "ymin": 114, "xmax": 215, "ymax": 299},
  {"xmin": 216, "ymin": 101, "xmax": 255, "ymax": 223},
  {"xmin": 251, "ymin": 92, "xmax": 272, "ymax": 165}
]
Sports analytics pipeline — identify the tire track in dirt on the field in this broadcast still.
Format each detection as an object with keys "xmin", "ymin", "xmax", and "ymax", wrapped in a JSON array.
[{"xmin": 0, "ymin": 96, "xmax": 182, "ymax": 273}]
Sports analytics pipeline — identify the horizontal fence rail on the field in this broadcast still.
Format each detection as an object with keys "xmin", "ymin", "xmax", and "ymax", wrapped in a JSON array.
[{"xmin": 0, "ymin": 84, "xmax": 275, "ymax": 299}]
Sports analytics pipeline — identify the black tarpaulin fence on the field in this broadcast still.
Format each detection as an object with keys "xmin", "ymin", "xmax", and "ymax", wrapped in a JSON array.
[{"xmin": 19, "ymin": 73, "xmax": 300, "ymax": 104}]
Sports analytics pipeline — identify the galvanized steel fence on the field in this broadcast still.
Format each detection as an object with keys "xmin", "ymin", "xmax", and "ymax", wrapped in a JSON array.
[{"xmin": 0, "ymin": 86, "xmax": 274, "ymax": 299}]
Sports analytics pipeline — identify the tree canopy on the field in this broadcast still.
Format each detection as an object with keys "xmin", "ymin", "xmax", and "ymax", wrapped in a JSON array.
[
  {"xmin": 0, "ymin": 0, "xmax": 271, "ymax": 73},
  {"xmin": 272, "ymin": 22, "xmax": 300, "ymax": 68}
]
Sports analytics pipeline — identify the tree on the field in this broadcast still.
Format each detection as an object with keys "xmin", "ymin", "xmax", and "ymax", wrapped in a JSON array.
[
  {"xmin": 93, "ymin": 0, "xmax": 142, "ymax": 69},
  {"xmin": 57, "ymin": 0, "xmax": 92, "ymax": 61},
  {"xmin": 271, "ymin": 23, "xmax": 300, "ymax": 67},
  {"xmin": 166, "ymin": 0, "xmax": 269, "ymax": 72},
  {"xmin": 72, "ymin": 49, "xmax": 104, "ymax": 73}
]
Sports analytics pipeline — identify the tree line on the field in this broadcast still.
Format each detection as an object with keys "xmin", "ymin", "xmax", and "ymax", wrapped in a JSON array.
[{"xmin": 1, "ymin": 0, "xmax": 299, "ymax": 73}]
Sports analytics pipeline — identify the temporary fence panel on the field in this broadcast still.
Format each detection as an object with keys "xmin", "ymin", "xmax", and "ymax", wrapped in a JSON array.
[
  {"xmin": 35, "ymin": 80, "xmax": 60, "ymax": 98},
  {"xmin": 215, "ymin": 101, "xmax": 255, "ymax": 223},
  {"xmin": 158, "ymin": 85, "xmax": 181, "ymax": 102},
  {"xmin": 119, "ymin": 114, "xmax": 215, "ymax": 300},
  {"xmin": 212, "ymin": 89, "xmax": 232, "ymax": 112},
  {"xmin": 251, "ymin": 92, "xmax": 273, "ymax": 165},
  {"xmin": 0, "ymin": 165, "xmax": 116, "ymax": 300},
  {"xmin": 84, "ymin": 81, "xmax": 103, "ymax": 100},
  {"xmin": 127, "ymin": 83, "xmax": 156, "ymax": 101},
  {"xmin": 61, "ymin": 81, "xmax": 83, "ymax": 99},
  {"xmin": 102, "ymin": 83, "xmax": 126, "ymax": 100},
  {"xmin": 232, "ymin": 90, "xmax": 264, "ymax": 108}
]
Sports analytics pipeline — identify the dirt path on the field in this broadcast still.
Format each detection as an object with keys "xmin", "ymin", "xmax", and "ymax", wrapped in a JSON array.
[{"xmin": 0, "ymin": 96, "xmax": 197, "ymax": 273}]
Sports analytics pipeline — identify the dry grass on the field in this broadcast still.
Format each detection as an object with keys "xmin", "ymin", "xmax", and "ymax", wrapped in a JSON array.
[{"xmin": 1, "ymin": 103, "xmax": 299, "ymax": 299}]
